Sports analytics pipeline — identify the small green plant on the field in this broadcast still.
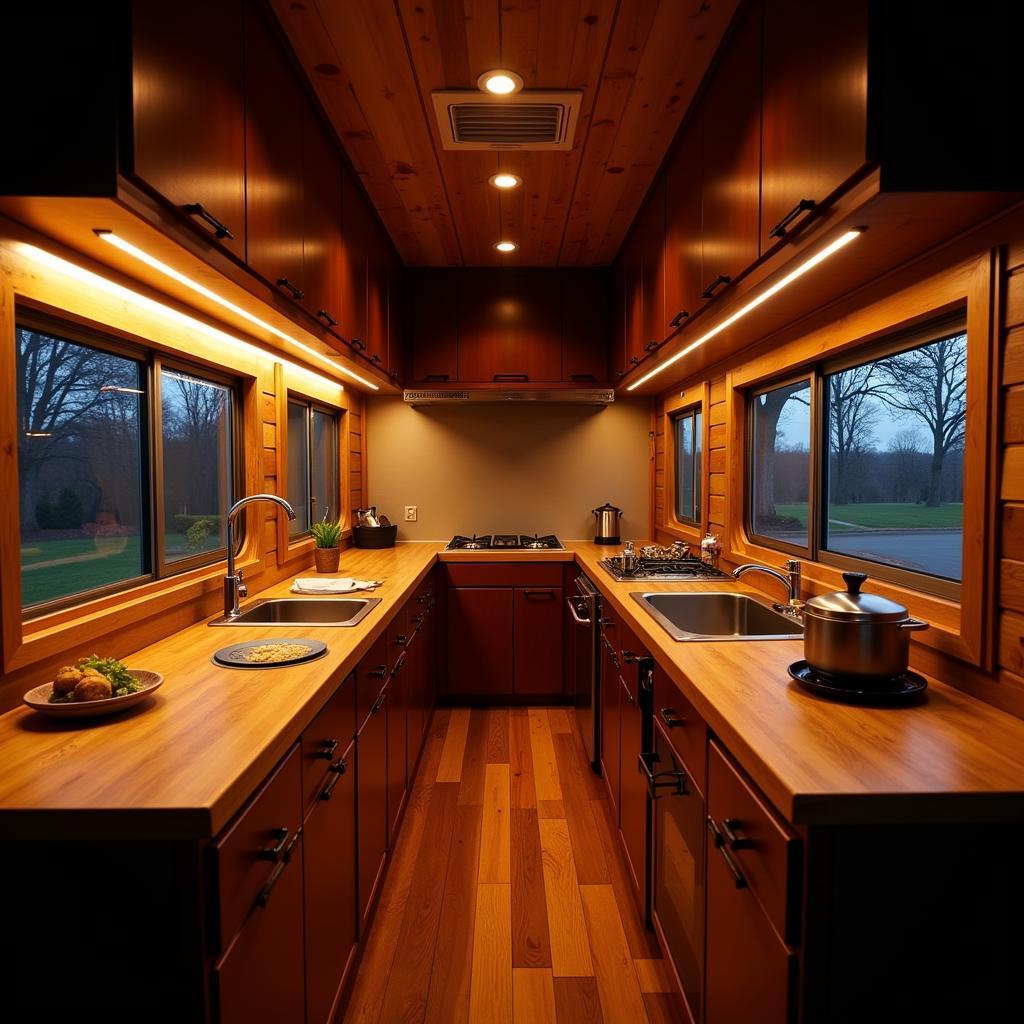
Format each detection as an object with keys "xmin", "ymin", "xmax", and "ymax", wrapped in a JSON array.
[{"xmin": 310, "ymin": 518, "xmax": 343, "ymax": 548}]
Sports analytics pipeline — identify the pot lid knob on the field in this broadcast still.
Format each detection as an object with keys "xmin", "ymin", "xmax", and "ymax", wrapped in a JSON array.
[
  {"xmin": 593, "ymin": 502, "xmax": 623, "ymax": 514},
  {"xmin": 842, "ymin": 571, "xmax": 867, "ymax": 595}
]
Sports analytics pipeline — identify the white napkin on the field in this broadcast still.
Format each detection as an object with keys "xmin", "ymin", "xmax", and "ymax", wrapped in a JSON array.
[{"xmin": 290, "ymin": 577, "xmax": 380, "ymax": 594}]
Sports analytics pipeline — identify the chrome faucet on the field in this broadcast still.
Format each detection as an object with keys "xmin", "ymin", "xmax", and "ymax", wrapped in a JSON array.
[
  {"xmin": 223, "ymin": 494, "xmax": 296, "ymax": 619},
  {"xmin": 732, "ymin": 559, "xmax": 803, "ymax": 617}
]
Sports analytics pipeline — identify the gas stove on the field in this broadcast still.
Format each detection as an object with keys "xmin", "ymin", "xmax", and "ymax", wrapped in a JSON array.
[
  {"xmin": 598, "ymin": 556, "xmax": 733, "ymax": 582},
  {"xmin": 445, "ymin": 533, "xmax": 564, "ymax": 551}
]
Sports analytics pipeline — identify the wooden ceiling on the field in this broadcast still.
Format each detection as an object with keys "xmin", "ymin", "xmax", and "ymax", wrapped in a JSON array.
[{"xmin": 271, "ymin": 0, "xmax": 738, "ymax": 267}]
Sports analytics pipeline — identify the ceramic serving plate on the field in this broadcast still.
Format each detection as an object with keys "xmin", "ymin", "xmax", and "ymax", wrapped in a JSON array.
[{"xmin": 23, "ymin": 670, "xmax": 164, "ymax": 718}]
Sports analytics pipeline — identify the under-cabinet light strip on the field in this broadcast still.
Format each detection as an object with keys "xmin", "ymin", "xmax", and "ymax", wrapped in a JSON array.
[
  {"xmin": 625, "ymin": 228, "xmax": 864, "ymax": 391},
  {"xmin": 16, "ymin": 243, "xmax": 345, "ymax": 394},
  {"xmin": 94, "ymin": 231, "xmax": 379, "ymax": 391}
]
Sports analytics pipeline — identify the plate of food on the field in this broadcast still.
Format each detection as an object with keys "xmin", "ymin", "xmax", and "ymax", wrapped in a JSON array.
[
  {"xmin": 212, "ymin": 638, "xmax": 328, "ymax": 669},
  {"xmin": 23, "ymin": 655, "xmax": 163, "ymax": 718}
]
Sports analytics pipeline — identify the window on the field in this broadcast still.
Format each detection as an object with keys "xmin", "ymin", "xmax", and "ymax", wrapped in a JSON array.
[
  {"xmin": 747, "ymin": 316, "xmax": 967, "ymax": 593},
  {"xmin": 14, "ymin": 315, "xmax": 239, "ymax": 614},
  {"xmin": 287, "ymin": 398, "xmax": 340, "ymax": 537},
  {"xmin": 673, "ymin": 407, "xmax": 703, "ymax": 525}
]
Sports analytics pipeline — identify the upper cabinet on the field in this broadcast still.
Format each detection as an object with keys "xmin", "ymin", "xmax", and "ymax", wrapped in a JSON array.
[
  {"xmin": 301, "ymin": 108, "xmax": 344, "ymax": 331},
  {"xmin": 562, "ymin": 271, "xmax": 610, "ymax": 385},
  {"xmin": 664, "ymin": 126, "xmax": 702, "ymax": 337},
  {"xmin": 408, "ymin": 272, "xmax": 459, "ymax": 384},
  {"xmin": 339, "ymin": 168, "xmax": 370, "ymax": 355},
  {"xmin": 130, "ymin": 0, "xmax": 247, "ymax": 261}
]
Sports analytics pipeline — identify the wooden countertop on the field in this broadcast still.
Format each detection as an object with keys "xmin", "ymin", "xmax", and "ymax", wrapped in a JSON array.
[
  {"xmin": 2, "ymin": 539, "xmax": 1023, "ymax": 839},
  {"xmin": 569, "ymin": 543, "xmax": 1024, "ymax": 825}
]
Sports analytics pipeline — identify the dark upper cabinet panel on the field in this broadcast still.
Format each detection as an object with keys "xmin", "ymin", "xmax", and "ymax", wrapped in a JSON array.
[
  {"xmin": 410, "ymin": 272, "xmax": 459, "ymax": 383},
  {"xmin": 760, "ymin": 0, "xmax": 869, "ymax": 250},
  {"xmin": 244, "ymin": 1, "xmax": 306, "ymax": 300},
  {"xmin": 664, "ymin": 126, "xmax": 703, "ymax": 335},
  {"xmin": 562, "ymin": 271, "xmax": 610, "ymax": 384},
  {"xmin": 131, "ymin": 0, "xmax": 246, "ymax": 260},
  {"xmin": 638, "ymin": 177, "xmax": 667, "ymax": 354},
  {"xmin": 301, "ymin": 108, "xmax": 344, "ymax": 328},
  {"xmin": 621, "ymin": 228, "xmax": 644, "ymax": 372},
  {"xmin": 340, "ymin": 168, "xmax": 370, "ymax": 350}
]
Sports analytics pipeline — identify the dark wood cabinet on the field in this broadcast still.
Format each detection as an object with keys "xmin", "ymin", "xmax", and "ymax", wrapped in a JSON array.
[
  {"xmin": 301, "ymin": 108, "xmax": 344, "ymax": 328},
  {"xmin": 664, "ymin": 125, "xmax": 703, "ymax": 338},
  {"xmin": 446, "ymin": 587, "xmax": 515, "ymax": 695},
  {"xmin": 130, "ymin": 0, "xmax": 246, "ymax": 260},
  {"xmin": 366, "ymin": 226, "xmax": 396, "ymax": 375},
  {"xmin": 385, "ymin": 668, "xmax": 407, "ymax": 843},
  {"xmin": 620, "ymin": 229, "xmax": 645, "ymax": 374},
  {"xmin": 409, "ymin": 272, "xmax": 459, "ymax": 383},
  {"xmin": 513, "ymin": 586, "xmax": 564, "ymax": 695},
  {"xmin": 301, "ymin": 673, "xmax": 356, "ymax": 814},
  {"xmin": 599, "ymin": 611, "xmax": 621, "ymax": 819},
  {"xmin": 340, "ymin": 168, "xmax": 370, "ymax": 353},
  {"xmin": 638, "ymin": 178, "xmax": 666, "ymax": 355},
  {"xmin": 562, "ymin": 271, "xmax": 610, "ymax": 384},
  {"xmin": 610, "ymin": 259, "xmax": 628, "ymax": 381},
  {"xmin": 760, "ymin": 0, "xmax": 869, "ymax": 251},
  {"xmin": 356, "ymin": 688, "xmax": 388, "ymax": 928},
  {"xmin": 618, "ymin": 666, "xmax": 648, "ymax": 909}
]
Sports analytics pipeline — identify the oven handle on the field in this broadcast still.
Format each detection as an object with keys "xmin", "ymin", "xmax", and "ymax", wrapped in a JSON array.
[
  {"xmin": 566, "ymin": 597, "xmax": 592, "ymax": 626},
  {"xmin": 638, "ymin": 751, "xmax": 689, "ymax": 799}
]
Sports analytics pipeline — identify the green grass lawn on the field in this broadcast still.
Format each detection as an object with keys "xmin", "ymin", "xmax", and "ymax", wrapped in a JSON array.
[{"xmin": 773, "ymin": 503, "xmax": 963, "ymax": 531}]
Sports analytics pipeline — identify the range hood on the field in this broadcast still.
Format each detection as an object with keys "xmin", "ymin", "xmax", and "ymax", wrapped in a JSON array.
[{"xmin": 403, "ymin": 388, "xmax": 614, "ymax": 406}]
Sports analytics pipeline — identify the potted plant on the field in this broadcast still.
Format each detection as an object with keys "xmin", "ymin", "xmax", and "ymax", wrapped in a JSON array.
[{"xmin": 310, "ymin": 518, "xmax": 343, "ymax": 573}]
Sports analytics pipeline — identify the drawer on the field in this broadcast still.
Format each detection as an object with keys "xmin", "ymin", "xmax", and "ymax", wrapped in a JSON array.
[
  {"xmin": 211, "ymin": 744, "xmax": 303, "ymax": 952},
  {"xmin": 444, "ymin": 563, "xmax": 563, "ymax": 588},
  {"xmin": 653, "ymin": 665, "xmax": 707, "ymax": 795},
  {"xmin": 356, "ymin": 631, "xmax": 389, "ymax": 729},
  {"xmin": 301, "ymin": 673, "xmax": 356, "ymax": 815},
  {"xmin": 707, "ymin": 740, "xmax": 802, "ymax": 945}
]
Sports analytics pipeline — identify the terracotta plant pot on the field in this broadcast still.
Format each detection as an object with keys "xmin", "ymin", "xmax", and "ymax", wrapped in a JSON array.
[{"xmin": 313, "ymin": 547, "xmax": 341, "ymax": 573}]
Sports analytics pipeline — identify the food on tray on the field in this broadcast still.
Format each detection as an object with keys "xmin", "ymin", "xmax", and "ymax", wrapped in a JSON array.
[
  {"xmin": 48, "ymin": 655, "xmax": 143, "ymax": 703},
  {"xmin": 238, "ymin": 643, "xmax": 314, "ymax": 664}
]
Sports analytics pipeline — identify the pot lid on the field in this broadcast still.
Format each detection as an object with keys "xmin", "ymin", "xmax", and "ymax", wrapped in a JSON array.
[
  {"xmin": 805, "ymin": 572, "xmax": 909, "ymax": 622},
  {"xmin": 593, "ymin": 503, "xmax": 622, "ymax": 515}
]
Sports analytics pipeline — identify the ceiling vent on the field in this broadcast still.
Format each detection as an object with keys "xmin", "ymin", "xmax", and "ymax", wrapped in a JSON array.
[{"xmin": 431, "ymin": 91, "xmax": 581, "ymax": 151}]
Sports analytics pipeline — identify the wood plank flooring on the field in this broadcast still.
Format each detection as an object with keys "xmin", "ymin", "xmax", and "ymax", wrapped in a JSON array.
[{"xmin": 343, "ymin": 707, "xmax": 686, "ymax": 1024}]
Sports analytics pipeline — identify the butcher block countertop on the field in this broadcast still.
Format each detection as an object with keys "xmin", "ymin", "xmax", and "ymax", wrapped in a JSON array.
[{"xmin": 2, "ymin": 540, "xmax": 1024, "ymax": 840}]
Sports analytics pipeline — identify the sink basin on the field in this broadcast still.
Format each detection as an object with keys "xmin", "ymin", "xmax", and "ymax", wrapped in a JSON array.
[
  {"xmin": 209, "ymin": 597, "xmax": 381, "ymax": 627},
  {"xmin": 631, "ymin": 591, "xmax": 802, "ymax": 641}
]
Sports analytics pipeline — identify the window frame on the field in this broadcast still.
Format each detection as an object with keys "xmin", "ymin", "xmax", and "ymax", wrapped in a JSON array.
[
  {"xmin": 284, "ymin": 392, "xmax": 342, "ymax": 540},
  {"xmin": 672, "ymin": 404, "xmax": 704, "ymax": 527}
]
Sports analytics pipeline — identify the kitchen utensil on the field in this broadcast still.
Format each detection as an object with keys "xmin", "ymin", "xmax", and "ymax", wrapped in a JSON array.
[
  {"xmin": 592, "ymin": 502, "xmax": 623, "ymax": 545},
  {"xmin": 23, "ymin": 670, "xmax": 163, "ymax": 718},
  {"xmin": 620, "ymin": 541, "xmax": 637, "ymax": 574},
  {"xmin": 213, "ymin": 638, "xmax": 328, "ymax": 669},
  {"xmin": 788, "ymin": 660, "xmax": 927, "ymax": 705},
  {"xmin": 378, "ymin": 514, "xmax": 392, "ymax": 527},
  {"xmin": 354, "ymin": 507, "xmax": 380, "ymax": 528},
  {"xmin": 802, "ymin": 572, "xmax": 929, "ymax": 681}
]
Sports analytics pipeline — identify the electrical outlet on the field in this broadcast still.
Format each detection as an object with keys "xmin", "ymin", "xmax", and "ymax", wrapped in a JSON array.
[{"xmin": 404, "ymin": 505, "xmax": 418, "ymax": 522}]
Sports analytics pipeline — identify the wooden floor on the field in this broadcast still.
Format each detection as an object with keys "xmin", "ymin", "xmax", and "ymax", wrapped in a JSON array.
[{"xmin": 343, "ymin": 707, "xmax": 686, "ymax": 1024}]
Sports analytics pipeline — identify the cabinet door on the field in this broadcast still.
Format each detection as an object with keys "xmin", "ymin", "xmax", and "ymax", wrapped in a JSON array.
[
  {"xmin": 610, "ymin": 258, "xmax": 628, "ymax": 383},
  {"xmin": 386, "ymin": 669, "xmax": 407, "ymax": 844},
  {"xmin": 303, "ymin": 751, "xmax": 357, "ymax": 1024},
  {"xmin": 699, "ymin": 0, "xmax": 762, "ymax": 296},
  {"xmin": 356, "ymin": 631, "xmax": 389, "ymax": 731},
  {"xmin": 301, "ymin": 672, "xmax": 356, "ymax": 815},
  {"xmin": 131, "ymin": 0, "xmax": 246, "ymax": 260},
  {"xmin": 562, "ymin": 271, "xmax": 610, "ymax": 384},
  {"xmin": 356, "ymin": 695, "xmax": 388, "ymax": 927},
  {"xmin": 244, "ymin": 2, "xmax": 306, "ymax": 299},
  {"xmin": 621, "ymin": 231, "xmax": 645, "ymax": 373},
  {"xmin": 458, "ymin": 274, "xmax": 562, "ymax": 382},
  {"xmin": 386, "ymin": 252, "xmax": 404, "ymax": 380},
  {"xmin": 446, "ymin": 587, "xmax": 514, "ymax": 695},
  {"xmin": 340, "ymin": 168, "xmax": 369, "ymax": 351},
  {"xmin": 410, "ymin": 272, "xmax": 459, "ymax": 383},
  {"xmin": 761, "ymin": 0, "xmax": 868, "ymax": 250},
  {"xmin": 618, "ymin": 674, "xmax": 648, "ymax": 907},
  {"xmin": 665, "ymin": 126, "xmax": 703, "ymax": 336},
  {"xmin": 599, "ymin": 635, "xmax": 621, "ymax": 819},
  {"xmin": 301, "ymin": 108, "xmax": 344, "ymax": 327},
  {"xmin": 366, "ymin": 225, "xmax": 390, "ymax": 373},
  {"xmin": 638, "ymin": 178, "xmax": 666, "ymax": 354},
  {"xmin": 514, "ymin": 586, "xmax": 564, "ymax": 695}
]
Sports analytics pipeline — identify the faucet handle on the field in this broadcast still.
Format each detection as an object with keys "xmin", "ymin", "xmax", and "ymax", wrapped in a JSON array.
[{"xmin": 237, "ymin": 569, "xmax": 248, "ymax": 599}]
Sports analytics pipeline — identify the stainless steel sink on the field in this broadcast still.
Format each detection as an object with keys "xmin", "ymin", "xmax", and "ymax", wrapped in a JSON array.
[
  {"xmin": 632, "ymin": 591, "xmax": 803, "ymax": 641},
  {"xmin": 209, "ymin": 597, "xmax": 381, "ymax": 627}
]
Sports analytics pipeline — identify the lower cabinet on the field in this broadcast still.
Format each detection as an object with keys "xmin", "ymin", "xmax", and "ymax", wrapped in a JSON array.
[
  {"xmin": 386, "ymin": 665, "xmax": 407, "ymax": 845},
  {"xmin": 514, "ymin": 585, "xmax": 564, "ymax": 694},
  {"xmin": 447, "ymin": 586, "xmax": 514, "ymax": 694},
  {"xmin": 357, "ymin": 684, "xmax": 388, "ymax": 927},
  {"xmin": 618, "ymin": 669, "xmax": 648, "ymax": 912},
  {"xmin": 599, "ymin": 632, "xmax": 621, "ymax": 819}
]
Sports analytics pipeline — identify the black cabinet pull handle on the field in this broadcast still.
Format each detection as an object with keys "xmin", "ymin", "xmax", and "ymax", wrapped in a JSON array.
[
  {"xmin": 319, "ymin": 758, "xmax": 348, "ymax": 801},
  {"xmin": 644, "ymin": 340, "xmax": 659, "ymax": 352},
  {"xmin": 394, "ymin": 634, "xmax": 408, "ymax": 648},
  {"xmin": 616, "ymin": 369, "xmax": 626, "ymax": 379},
  {"xmin": 768, "ymin": 197, "xmax": 817, "ymax": 239},
  {"xmin": 313, "ymin": 738, "xmax": 339, "ymax": 760},
  {"xmin": 630, "ymin": 355, "xmax": 641, "ymax": 365},
  {"xmin": 258, "ymin": 826, "xmax": 290, "ymax": 862},
  {"xmin": 669, "ymin": 310, "xmax": 689, "ymax": 329},
  {"xmin": 276, "ymin": 278, "xmax": 305, "ymax": 300},
  {"xmin": 708, "ymin": 817, "xmax": 747, "ymax": 889},
  {"xmin": 493, "ymin": 373, "xmax": 529, "ymax": 382},
  {"xmin": 659, "ymin": 707, "xmax": 684, "ymax": 729},
  {"xmin": 638, "ymin": 752, "xmax": 689, "ymax": 799},
  {"xmin": 523, "ymin": 589, "xmax": 556, "ymax": 599},
  {"xmin": 370, "ymin": 664, "xmax": 388, "ymax": 678},
  {"xmin": 183, "ymin": 202, "xmax": 234, "ymax": 240},
  {"xmin": 721, "ymin": 817, "xmax": 753, "ymax": 850},
  {"xmin": 569, "ymin": 373, "xmax": 597, "ymax": 382},
  {"xmin": 370, "ymin": 353, "xmax": 383, "ymax": 365},
  {"xmin": 256, "ymin": 829, "xmax": 301, "ymax": 907},
  {"xmin": 316, "ymin": 309, "xmax": 338, "ymax": 327},
  {"xmin": 351, "ymin": 338, "xmax": 367, "ymax": 352},
  {"xmin": 425, "ymin": 373, "xmax": 450, "ymax": 382},
  {"xmin": 701, "ymin": 274, "xmax": 731, "ymax": 299},
  {"xmin": 621, "ymin": 649, "xmax": 639, "ymax": 664}
]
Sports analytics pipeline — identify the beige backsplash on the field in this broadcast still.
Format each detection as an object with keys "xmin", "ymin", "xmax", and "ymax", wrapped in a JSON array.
[{"xmin": 364, "ymin": 397, "xmax": 650, "ymax": 542}]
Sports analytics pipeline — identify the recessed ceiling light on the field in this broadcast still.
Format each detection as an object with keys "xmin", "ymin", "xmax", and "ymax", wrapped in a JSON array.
[
  {"xmin": 494, "ymin": 241, "xmax": 518, "ymax": 253},
  {"xmin": 477, "ymin": 70, "xmax": 524, "ymax": 95},
  {"xmin": 489, "ymin": 173, "xmax": 522, "ymax": 190}
]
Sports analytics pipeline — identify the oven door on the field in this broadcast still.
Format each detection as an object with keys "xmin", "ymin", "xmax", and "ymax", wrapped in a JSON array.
[{"xmin": 646, "ymin": 719, "xmax": 706, "ymax": 1024}]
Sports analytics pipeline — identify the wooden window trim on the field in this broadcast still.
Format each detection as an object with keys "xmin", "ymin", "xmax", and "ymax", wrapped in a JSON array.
[
  {"xmin": 723, "ymin": 253, "xmax": 997, "ymax": 669},
  {"xmin": 660, "ymin": 384, "xmax": 709, "ymax": 544}
]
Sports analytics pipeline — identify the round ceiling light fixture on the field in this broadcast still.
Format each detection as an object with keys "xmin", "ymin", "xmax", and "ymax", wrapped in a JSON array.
[
  {"xmin": 494, "ymin": 241, "xmax": 519, "ymax": 253},
  {"xmin": 477, "ymin": 69, "xmax": 524, "ymax": 95},
  {"xmin": 489, "ymin": 172, "xmax": 522, "ymax": 190}
]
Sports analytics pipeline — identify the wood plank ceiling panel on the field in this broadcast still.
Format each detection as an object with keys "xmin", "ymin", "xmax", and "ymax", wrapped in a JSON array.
[{"xmin": 275, "ymin": 0, "xmax": 738, "ymax": 266}]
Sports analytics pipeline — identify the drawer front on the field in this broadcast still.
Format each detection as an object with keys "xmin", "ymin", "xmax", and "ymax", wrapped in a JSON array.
[
  {"xmin": 707, "ymin": 741, "xmax": 801, "ymax": 945},
  {"xmin": 301, "ymin": 673, "xmax": 356, "ymax": 815},
  {"xmin": 356, "ymin": 631, "xmax": 389, "ymax": 729},
  {"xmin": 444, "ymin": 562, "xmax": 564, "ymax": 588},
  {"xmin": 653, "ymin": 665, "xmax": 708, "ymax": 795},
  {"xmin": 212, "ymin": 744, "xmax": 303, "ymax": 952}
]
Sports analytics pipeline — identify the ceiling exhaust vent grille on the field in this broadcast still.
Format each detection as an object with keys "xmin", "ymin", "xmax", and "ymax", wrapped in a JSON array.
[{"xmin": 432, "ymin": 91, "xmax": 581, "ymax": 151}]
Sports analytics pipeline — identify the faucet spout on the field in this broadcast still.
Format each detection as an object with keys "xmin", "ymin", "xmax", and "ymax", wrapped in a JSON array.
[
  {"xmin": 732, "ymin": 559, "xmax": 802, "ymax": 604},
  {"xmin": 223, "ymin": 494, "xmax": 297, "ymax": 618}
]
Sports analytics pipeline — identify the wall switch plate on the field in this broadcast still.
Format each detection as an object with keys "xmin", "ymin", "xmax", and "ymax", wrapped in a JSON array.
[{"xmin": 404, "ymin": 505, "xmax": 418, "ymax": 522}]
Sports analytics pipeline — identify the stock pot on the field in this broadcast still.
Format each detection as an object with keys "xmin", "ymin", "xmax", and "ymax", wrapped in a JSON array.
[{"xmin": 803, "ymin": 572, "xmax": 929, "ymax": 681}]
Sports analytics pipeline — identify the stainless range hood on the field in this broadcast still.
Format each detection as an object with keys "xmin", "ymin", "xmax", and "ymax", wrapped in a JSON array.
[{"xmin": 403, "ymin": 388, "xmax": 614, "ymax": 406}]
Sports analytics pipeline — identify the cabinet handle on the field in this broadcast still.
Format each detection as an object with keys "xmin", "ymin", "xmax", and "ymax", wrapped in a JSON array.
[
  {"xmin": 183, "ymin": 202, "xmax": 234, "ymax": 240},
  {"xmin": 351, "ymin": 338, "xmax": 367, "ymax": 352},
  {"xmin": 668, "ymin": 310, "xmax": 689, "ymax": 329},
  {"xmin": 523, "ymin": 589, "xmax": 556, "ymax": 599},
  {"xmin": 630, "ymin": 355, "xmax": 641, "ymax": 365},
  {"xmin": 370, "ymin": 694, "xmax": 385, "ymax": 715},
  {"xmin": 701, "ymin": 274, "xmax": 731, "ymax": 299},
  {"xmin": 644, "ymin": 340, "xmax": 659, "ymax": 353},
  {"xmin": 256, "ymin": 829, "xmax": 301, "ymax": 907},
  {"xmin": 313, "ymin": 738, "xmax": 339, "ymax": 761},
  {"xmin": 370, "ymin": 664, "xmax": 388, "ymax": 678},
  {"xmin": 319, "ymin": 758, "xmax": 348, "ymax": 801},
  {"xmin": 708, "ymin": 817, "xmax": 747, "ymax": 889},
  {"xmin": 258, "ymin": 826, "xmax": 291, "ymax": 862},
  {"xmin": 638, "ymin": 751, "xmax": 689, "ymax": 799},
  {"xmin": 721, "ymin": 817, "xmax": 753, "ymax": 850},
  {"xmin": 412, "ymin": 612, "xmax": 426, "ymax": 624},
  {"xmin": 768, "ymin": 197, "xmax": 817, "ymax": 239},
  {"xmin": 659, "ymin": 707, "xmax": 685, "ymax": 729},
  {"xmin": 425, "ymin": 373, "xmax": 450, "ymax": 382},
  {"xmin": 621, "ymin": 649, "xmax": 639, "ymax": 664},
  {"xmin": 276, "ymin": 278, "xmax": 305, "ymax": 300},
  {"xmin": 493, "ymin": 373, "xmax": 529, "ymax": 382},
  {"xmin": 394, "ymin": 634, "xmax": 408, "ymax": 648},
  {"xmin": 392, "ymin": 651, "xmax": 406, "ymax": 675},
  {"xmin": 616, "ymin": 369, "xmax": 626, "ymax": 379},
  {"xmin": 316, "ymin": 309, "xmax": 338, "ymax": 327},
  {"xmin": 370, "ymin": 354, "xmax": 383, "ymax": 365},
  {"xmin": 569, "ymin": 373, "xmax": 597, "ymax": 382}
]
